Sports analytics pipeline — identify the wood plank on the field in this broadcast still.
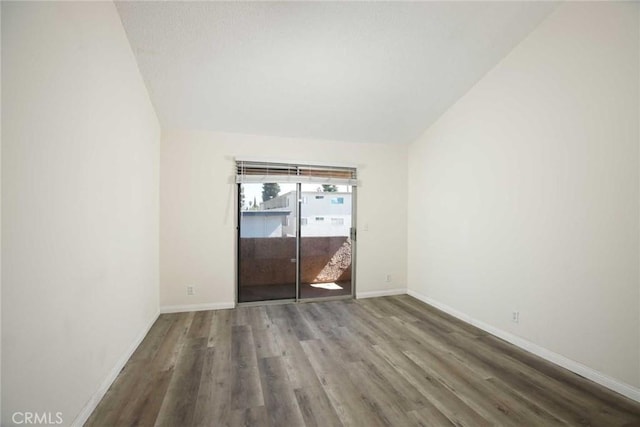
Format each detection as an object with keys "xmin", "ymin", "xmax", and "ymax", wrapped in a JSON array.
[
  {"xmin": 300, "ymin": 303, "xmax": 353, "ymax": 341},
  {"xmin": 252, "ymin": 325, "xmax": 282, "ymax": 359},
  {"xmin": 312, "ymin": 371, "xmax": 387, "ymax": 427},
  {"xmin": 187, "ymin": 310, "xmax": 213, "ymax": 339},
  {"xmin": 267, "ymin": 320, "xmax": 322, "ymax": 389},
  {"xmin": 387, "ymin": 295, "xmax": 481, "ymax": 337},
  {"xmin": 371, "ymin": 342, "xmax": 491, "ymax": 427},
  {"xmin": 294, "ymin": 386, "xmax": 343, "ymax": 427},
  {"xmin": 192, "ymin": 346, "xmax": 232, "ymax": 427},
  {"xmin": 158, "ymin": 312, "xmax": 195, "ymax": 372},
  {"xmin": 229, "ymin": 406, "xmax": 269, "ymax": 427},
  {"xmin": 282, "ymin": 303, "xmax": 319, "ymax": 341},
  {"xmin": 300, "ymin": 339, "xmax": 388, "ymax": 427},
  {"xmin": 233, "ymin": 305, "xmax": 251, "ymax": 326},
  {"xmin": 445, "ymin": 331, "xmax": 634, "ymax": 425},
  {"xmin": 154, "ymin": 337, "xmax": 207, "ymax": 427},
  {"xmin": 86, "ymin": 314, "xmax": 182, "ymax": 426},
  {"xmin": 363, "ymin": 297, "xmax": 420, "ymax": 324},
  {"xmin": 247, "ymin": 306, "xmax": 272, "ymax": 329},
  {"xmin": 86, "ymin": 296, "xmax": 640, "ymax": 426},
  {"xmin": 207, "ymin": 308, "xmax": 232, "ymax": 348},
  {"xmin": 128, "ymin": 315, "xmax": 174, "ymax": 363},
  {"xmin": 258, "ymin": 356, "xmax": 306, "ymax": 427},
  {"xmin": 84, "ymin": 359, "xmax": 148, "ymax": 426},
  {"xmin": 403, "ymin": 349, "xmax": 544, "ymax": 426},
  {"xmin": 480, "ymin": 332, "xmax": 640, "ymax": 417},
  {"xmin": 349, "ymin": 343, "xmax": 431, "ymax": 412},
  {"xmin": 407, "ymin": 406, "xmax": 455, "ymax": 427},
  {"xmin": 230, "ymin": 325, "xmax": 264, "ymax": 410},
  {"xmin": 409, "ymin": 345, "xmax": 565, "ymax": 425},
  {"xmin": 115, "ymin": 368, "xmax": 173, "ymax": 427},
  {"xmin": 387, "ymin": 315, "xmax": 495, "ymax": 380},
  {"xmin": 344, "ymin": 361, "xmax": 417, "ymax": 426}
]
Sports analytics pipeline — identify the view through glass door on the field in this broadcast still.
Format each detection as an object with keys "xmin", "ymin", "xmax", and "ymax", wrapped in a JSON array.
[
  {"xmin": 238, "ymin": 182, "xmax": 297, "ymax": 303},
  {"xmin": 299, "ymin": 183, "xmax": 354, "ymax": 299},
  {"xmin": 236, "ymin": 160, "xmax": 357, "ymax": 304}
]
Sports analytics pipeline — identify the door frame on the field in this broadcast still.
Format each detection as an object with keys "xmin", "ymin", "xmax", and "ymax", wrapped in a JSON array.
[
  {"xmin": 235, "ymin": 182, "xmax": 356, "ymax": 306},
  {"xmin": 296, "ymin": 183, "xmax": 356, "ymax": 303}
]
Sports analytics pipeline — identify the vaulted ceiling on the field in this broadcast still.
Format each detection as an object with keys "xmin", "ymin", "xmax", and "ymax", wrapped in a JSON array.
[{"xmin": 116, "ymin": 1, "xmax": 557, "ymax": 144}]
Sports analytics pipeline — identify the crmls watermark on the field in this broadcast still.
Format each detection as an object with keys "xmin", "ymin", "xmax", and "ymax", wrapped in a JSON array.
[{"xmin": 11, "ymin": 412, "xmax": 63, "ymax": 425}]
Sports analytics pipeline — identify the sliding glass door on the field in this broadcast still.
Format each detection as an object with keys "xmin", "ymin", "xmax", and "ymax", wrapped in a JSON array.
[
  {"xmin": 237, "ymin": 182, "xmax": 297, "ymax": 303},
  {"xmin": 299, "ymin": 184, "xmax": 354, "ymax": 300},
  {"xmin": 236, "ymin": 160, "xmax": 357, "ymax": 304}
]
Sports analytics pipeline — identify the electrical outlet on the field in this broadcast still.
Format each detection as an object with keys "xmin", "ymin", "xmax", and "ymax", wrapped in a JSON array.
[
  {"xmin": 512, "ymin": 311, "xmax": 519, "ymax": 323},
  {"xmin": 385, "ymin": 274, "xmax": 392, "ymax": 283},
  {"xmin": 187, "ymin": 286, "xmax": 195, "ymax": 296}
]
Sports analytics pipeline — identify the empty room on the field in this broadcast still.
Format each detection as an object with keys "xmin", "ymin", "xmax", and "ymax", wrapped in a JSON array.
[{"xmin": 3, "ymin": 0, "xmax": 640, "ymax": 426}]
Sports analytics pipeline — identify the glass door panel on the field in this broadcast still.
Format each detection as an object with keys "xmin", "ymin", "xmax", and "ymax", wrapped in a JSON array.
[
  {"xmin": 238, "ymin": 182, "xmax": 297, "ymax": 303},
  {"xmin": 299, "ymin": 183, "xmax": 354, "ymax": 299}
]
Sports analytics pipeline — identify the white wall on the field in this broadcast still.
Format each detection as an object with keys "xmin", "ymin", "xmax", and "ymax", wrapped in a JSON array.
[
  {"xmin": 1, "ymin": 3, "xmax": 3, "ymax": 422},
  {"xmin": 2, "ymin": 2, "xmax": 160, "ymax": 425},
  {"xmin": 161, "ymin": 130, "xmax": 407, "ymax": 309},
  {"xmin": 408, "ymin": 1, "xmax": 640, "ymax": 392}
]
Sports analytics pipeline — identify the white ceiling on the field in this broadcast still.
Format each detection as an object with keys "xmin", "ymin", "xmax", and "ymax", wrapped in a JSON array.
[{"xmin": 116, "ymin": 1, "xmax": 557, "ymax": 145}]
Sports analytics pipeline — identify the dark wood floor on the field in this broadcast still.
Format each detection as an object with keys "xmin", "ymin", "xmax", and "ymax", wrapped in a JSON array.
[{"xmin": 85, "ymin": 295, "xmax": 640, "ymax": 426}]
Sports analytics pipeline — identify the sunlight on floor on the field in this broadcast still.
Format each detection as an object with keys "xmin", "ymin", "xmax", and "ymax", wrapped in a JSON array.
[{"xmin": 310, "ymin": 282, "xmax": 343, "ymax": 290}]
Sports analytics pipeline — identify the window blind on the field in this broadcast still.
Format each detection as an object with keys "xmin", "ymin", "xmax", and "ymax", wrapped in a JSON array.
[{"xmin": 235, "ymin": 159, "xmax": 357, "ymax": 185}]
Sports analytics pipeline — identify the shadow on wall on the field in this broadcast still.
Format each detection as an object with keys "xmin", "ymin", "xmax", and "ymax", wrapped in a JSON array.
[{"xmin": 239, "ymin": 237, "xmax": 352, "ymax": 286}]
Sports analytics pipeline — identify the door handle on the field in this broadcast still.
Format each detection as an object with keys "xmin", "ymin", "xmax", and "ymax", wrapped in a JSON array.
[{"xmin": 290, "ymin": 258, "xmax": 297, "ymax": 263}]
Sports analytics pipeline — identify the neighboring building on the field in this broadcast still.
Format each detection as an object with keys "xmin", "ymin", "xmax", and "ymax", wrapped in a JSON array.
[
  {"xmin": 240, "ymin": 209, "xmax": 291, "ymax": 238},
  {"xmin": 261, "ymin": 191, "xmax": 352, "ymax": 237}
]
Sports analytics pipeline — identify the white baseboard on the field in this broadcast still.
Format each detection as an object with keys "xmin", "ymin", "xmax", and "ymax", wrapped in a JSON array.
[
  {"xmin": 357, "ymin": 288, "xmax": 407, "ymax": 299},
  {"xmin": 407, "ymin": 289, "xmax": 640, "ymax": 403},
  {"xmin": 71, "ymin": 310, "xmax": 160, "ymax": 427},
  {"xmin": 160, "ymin": 302, "xmax": 235, "ymax": 314}
]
